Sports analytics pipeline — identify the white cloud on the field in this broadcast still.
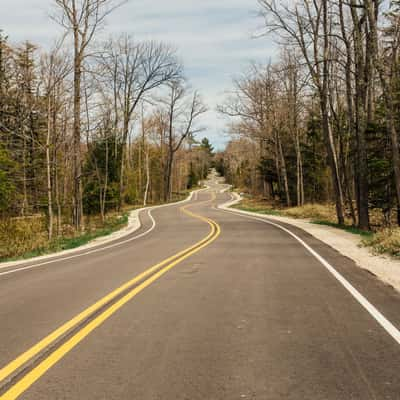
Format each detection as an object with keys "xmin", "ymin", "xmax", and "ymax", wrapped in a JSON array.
[{"xmin": 1, "ymin": 0, "xmax": 277, "ymax": 148}]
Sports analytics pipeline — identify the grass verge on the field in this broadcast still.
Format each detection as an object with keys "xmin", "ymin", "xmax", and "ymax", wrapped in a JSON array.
[
  {"xmin": 311, "ymin": 220, "xmax": 374, "ymax": 238},
  {"xmin": 1, "ymin": 213, "xmax": 129, "ymax": 263},
  {"xmin": 231, "ymin": 203, "xmax": 282, "ymax": 216}
]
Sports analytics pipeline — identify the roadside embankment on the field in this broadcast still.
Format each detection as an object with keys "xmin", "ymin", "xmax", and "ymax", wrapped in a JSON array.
[{"xmin": 0, "ymin": 189, "xmax": 202, "ymax": 268}]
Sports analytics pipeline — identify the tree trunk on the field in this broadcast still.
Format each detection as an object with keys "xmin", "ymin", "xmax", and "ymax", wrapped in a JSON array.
[
  {"xmin": 274, "ymin": 133, "xmax": 283, "ymax": 198},
  {"xmin": 339, "ymin": 0, "xmax": 357, "ymax": 226},
  {"xmin": 384, "ymin": 100, "xmax": 400, "ymax": 226},
  {"xmin": 340, "ymin": 133, "xmax": 357, "ymax": 226},
  {"xmin": 278, "ymin": 133, "xmax": 291, "ymax": 207},
  {"xmin": 320, "ymin": 99, "xmax": 345, "ymax": 225},
  {"xmin": 46, "ymin": 97, "xmax": 53, "ymax": 240},
  {"xmin": 22, "ymin": 134, "xmax": 28, "ymax": 216},
  {"xmin": 144, "ymin": 149, "xmax": 150, "ymax": 207},
  {"xmin": 100, "ymin": 137, "xmax": 109, "ymax": 222},
  {"xmin": 295, "ymin": 131, "xmax": 304, "ymax": 206},
  {"xmin": 164, "ymin": 151, "xmax": 173, "ymax": 202},
  {"xmin": 321, "ymin": 0, "xmax": 345, "ymax": 224},
  {"xmin": 352, "ymin": 21, "xmax": 370, "ymax": 230},
  {"xmin": 73, "ymin": 29, "xmax": 83, "ymax": 230},
  {"xmin": 119, "ymin": 116, "xmax": 129, "ymax": 210},
  {"xmin": 55, "ymin": 158, "xmax": 61, "ymax": 237},
  {"xmin": 138, "ymin": 136, "xmax": 142, "ymax": 200}
]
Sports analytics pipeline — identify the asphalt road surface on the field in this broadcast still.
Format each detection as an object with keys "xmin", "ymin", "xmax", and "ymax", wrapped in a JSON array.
[{"xmin": 0, "ymin": 178, "xmax": 399, "ymax": 399}]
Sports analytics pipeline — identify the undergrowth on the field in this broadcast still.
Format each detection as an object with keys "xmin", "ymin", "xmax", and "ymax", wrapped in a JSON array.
[
  {"xmin": 0, "ymin": 213, "xmax": 128, "ymax": 262},
  {"xmin": 362, "ymin": 228, "xmax": 400, "ymax": 259},
  {"xmin": 0, "ymin": 188, "xmax": 195, "ymax": 262}
]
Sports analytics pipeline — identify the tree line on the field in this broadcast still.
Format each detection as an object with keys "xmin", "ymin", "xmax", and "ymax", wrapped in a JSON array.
[
  {"xmin": 219, "ymin": 0, "xmax": 400, "ymax": 230},
  {"xmin": 0, "ymin": 0, "xmax": 213, "ymax": 241}
]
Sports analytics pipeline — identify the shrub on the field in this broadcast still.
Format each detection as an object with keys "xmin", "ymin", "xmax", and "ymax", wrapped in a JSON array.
[
  {"xmin": 364, "ymin": 228, "xmax": 400, "ymax": 258},
  {"xmin": 0, "ymin": 216, "xmax": 48, "ymax": 259}
]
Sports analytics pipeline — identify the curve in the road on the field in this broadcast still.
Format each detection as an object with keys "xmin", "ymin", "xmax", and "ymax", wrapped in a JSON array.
[
  {"xmin": 0, "ymin": 194, "xmax": 221, "ymax": 400},
  {"xmin": 218, "ymin": 202, "xmax": 400, "ymax": 347},
  {"xmin": 0, "ymin": 188, "xmax": 210, "ymax": 278}
]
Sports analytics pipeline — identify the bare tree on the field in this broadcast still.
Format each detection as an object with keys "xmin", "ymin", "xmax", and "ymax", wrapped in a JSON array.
[
  {"xmin": 259, "ymin": 0, "xmax": 345, "ymax": 224},
  {"xmin": 162, "ymin": 82, "xmax": 207, "ymax": 201},
  {"xmin": 40, "ymin": 43, "xmax": 71, "ymax": 239},
  {"xmin": 366, "ymin": 0, "xmax": 400, "ymax": 225},
  {"xmin": 52, "ymin": 0, "xmax": 125, "ymax": 229},
  {"xmin": 140, "ymin": 105, "xmax": 151, "ymax": 206},
  {"xmin": 345, "ymin": 0, "xmax": 372, "ymax": 229},
  {"xmin": 278, "ymin": 52, "xmax": 306, "ymax": 206},
  {"xmin": 98, "ymin": 36, "xmax": 181, "ymax": 208},
  {"xmin": 218, "ymin": 64, "xmax": 292, "ymax": 205}
]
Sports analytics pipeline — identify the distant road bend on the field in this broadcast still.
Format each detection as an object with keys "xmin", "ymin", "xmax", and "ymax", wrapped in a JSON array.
[{"xmin": 0, "ymin": 178, "xmax": 399, "ymax": 399}]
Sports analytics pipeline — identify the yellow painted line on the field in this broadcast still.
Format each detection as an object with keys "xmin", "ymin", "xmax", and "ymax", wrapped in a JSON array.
[
  {"xmin": 0, "ymin": 195, "xmax": 215, "ymax": 385},
  {"xmin": 0, "ymin": 194, "xmax": 220, "ymax": 399}
]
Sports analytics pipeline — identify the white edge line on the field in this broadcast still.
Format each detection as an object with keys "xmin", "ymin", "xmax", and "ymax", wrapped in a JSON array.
[
  {"xmin": 0, "ymin": 188, "xmax": 209, "ymax": 277},
  {"xmin": 217, "ymin": 196, "xmax": 400, "ymax": 346}
]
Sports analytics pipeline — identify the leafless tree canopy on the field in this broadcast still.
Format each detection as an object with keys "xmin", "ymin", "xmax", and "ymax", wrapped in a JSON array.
[
  {"xmin": 219, "ymin": 0, "xmax": 400, "ymax": 230},
  {"xmin": 0, "ymin": 3, "xmax": 211, "ymax": 254}
]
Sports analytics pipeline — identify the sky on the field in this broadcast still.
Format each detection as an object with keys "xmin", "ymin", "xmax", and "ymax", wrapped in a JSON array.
[{"xmin": 1, "ymin": 0, "xmax": 277, "ymax": 149}]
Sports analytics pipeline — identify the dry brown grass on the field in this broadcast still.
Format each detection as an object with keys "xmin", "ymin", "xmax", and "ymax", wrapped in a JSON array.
[
  {"xmin": 0, "ymin": 194, "xmax": 189, "ymax": 261},
  {"xmin": 283, "ymin": 204, "xmax": 338, "ymax": 222},
  {"xmin": 232, "ymin": 198, "xmax": 282, "ymax": 215},
  {"xmin": 236, "ymin": 198, "xmax": 341, "ymax": 222},
  {"xmin": 364, "ymin": 228, "xmax": 400, "ymax": 258},
  {"xmin": 0, "ymin": 211, "xmax": 129, "ymax": 261},
  {"xmin": 0, "ymin": 216, "xmax": 48, "ymax": 259}
]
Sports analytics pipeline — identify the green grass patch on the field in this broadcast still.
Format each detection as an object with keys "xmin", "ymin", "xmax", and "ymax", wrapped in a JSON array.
[
  {"xmin": 232, "ymin": 204, "xmax": 282, "ymax": 216},
  {"xmin": 53, "ymin": 213, "xmax": 129, "ymax": 252},
  {"xmin": 311, "ymin": 220, "xmax": 374, "ymax": 238}
]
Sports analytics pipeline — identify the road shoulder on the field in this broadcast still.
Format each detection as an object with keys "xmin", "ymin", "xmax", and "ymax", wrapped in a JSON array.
[{"xmin": 221, "ymin": 193, "xmax": 400, "ymax": 293}]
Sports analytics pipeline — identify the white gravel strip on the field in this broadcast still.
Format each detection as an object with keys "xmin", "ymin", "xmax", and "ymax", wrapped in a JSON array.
[{"xmin": 223, "ymin": 193, "xmax": 400, "ymax": 293}]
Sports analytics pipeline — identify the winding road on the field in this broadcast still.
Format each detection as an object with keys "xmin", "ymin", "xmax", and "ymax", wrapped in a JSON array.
[{"xmin": 0, "ymin": 178, "xmax": 399, "ymax": 399}]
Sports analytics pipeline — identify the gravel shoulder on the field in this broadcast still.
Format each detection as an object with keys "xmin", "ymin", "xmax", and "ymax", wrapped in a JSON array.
[{"xmin": 224, "ymin": 193, "xmax": 400, "ymax": 293}]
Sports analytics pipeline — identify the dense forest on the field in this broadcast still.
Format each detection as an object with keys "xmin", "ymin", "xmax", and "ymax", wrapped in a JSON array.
[
  {"xmin": 218, "ymin": 0, "xmax": 400, "ymax": 231},
  {"xmin": 0, "ymin": 0, "xmax": 215, "ymax": 258}
]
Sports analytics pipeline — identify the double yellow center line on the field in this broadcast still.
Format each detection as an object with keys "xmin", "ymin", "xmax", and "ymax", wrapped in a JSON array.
[{"xmin": 0, "ymin": 193, "xmax": 220, "ymax": 399}]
